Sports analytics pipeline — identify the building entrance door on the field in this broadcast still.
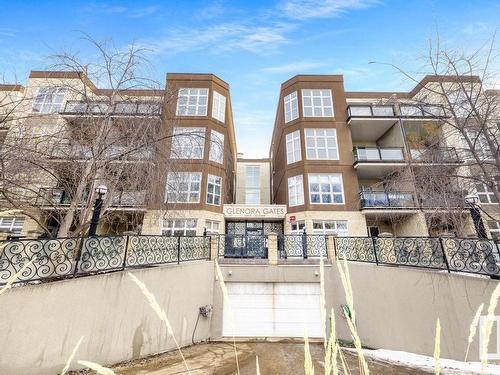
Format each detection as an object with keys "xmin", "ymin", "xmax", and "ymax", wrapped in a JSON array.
[{"xmin": 224, "ymin": 221, "xmax": 283, "ymax": 258}]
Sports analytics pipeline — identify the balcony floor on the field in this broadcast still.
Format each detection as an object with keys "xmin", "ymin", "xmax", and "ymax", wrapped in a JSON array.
[
  {"xmin": 354, "ymin": 162, "xmax": 407, "ymax": 179},
  {"xmin": 348, "ymin": 117, "xmax": 398, "ymax": 142}
]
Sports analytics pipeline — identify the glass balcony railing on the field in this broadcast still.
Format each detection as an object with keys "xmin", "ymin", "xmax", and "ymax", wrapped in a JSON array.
[
  {"xmin": 347, "ymin": 105, "xmax": 395, "ymax": 118},
  {"xmin": 62, "ymin": 101, "xmax": 162, "ymax": 115},
  {"xmin": 353, "ymin": 147, "xmax": 405, "ymax": 162},
  {"xmin": 360, "ymin": 191, "xmax": 416, "ymax": 208},
  {"xmin": 409, "ymin": 147, "xmax": 460, "ymax": 163},
  {"xmin": 399, "ymin": 105, "xmax": 445, "ymax": 118}
]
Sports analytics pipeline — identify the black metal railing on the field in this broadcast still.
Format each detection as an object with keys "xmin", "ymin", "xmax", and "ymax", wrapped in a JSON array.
[
  {"xmin": 409, "ymin": 147, "xmax": 461, "ymax": 163},
  {"xmin": 359, "ymin": 191, "xmax": 417, "ymax": 208},
  {"xmin": 0, "ymin": 235, "xmax": 210, "ymax": 286},
  {"xmin": 217, "ymin": 234, "xmax": 267, "ymax": 259},
  {"xmin": 353, "ymin": 147, "xmax": 405, "ymax": 162},
  {"xmin": 347, "ymin": 104, "xmax": 395, "ymax": 118},
  {"xmin": 62, "ymin": 101, "xmax": 162, "ymax": 116},
  {"xmin": 35, "ymin": 188, "xmax": 146, "ymax": 207},
  {"xmin": 278, "ymin": 234, "xmax": 328, "ymax": 259},
  {"xmin": 333, "ymin": 236, "xmax": 500, "ymax": 277}
]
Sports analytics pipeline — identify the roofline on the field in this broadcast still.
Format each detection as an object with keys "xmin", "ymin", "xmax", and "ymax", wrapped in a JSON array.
[
  {"xmin": 237, "ymin": 158, "xmax": 271, "ymax": 163},
  {"xmin": 166, "ymin": 73, "xmax": 229, "ymax": 89},
  {"xmin": 29, "ymin": 70, "xmax": 164, "ymax": 96},
  {"xmin": 0, "ymin": 84, "xmax": 24, "ymax": 92}
]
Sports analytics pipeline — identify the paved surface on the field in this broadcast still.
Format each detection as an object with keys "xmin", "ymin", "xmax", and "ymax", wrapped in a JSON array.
[{"xmin": 96, "ymin": 342, "xmax": 428, "ymax": 375}]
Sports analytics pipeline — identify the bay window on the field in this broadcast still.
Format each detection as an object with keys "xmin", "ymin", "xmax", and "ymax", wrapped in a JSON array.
[
  {"xmin": 302, "ymin": 89, "xmax": 334, "ymax": 117},
  {"xmin": 176, "ymin": 88, "xmax": 208, "ymax": 116},
  {"xmin": 308, "ymin": 173, "xmax": 344, "ymax": 204},
  {"xmin": 288, "ymin": 175, "xmax": 304, "ymax": 207},
  {"xmin": 286, "ymin": 130, "xmax": 301, "ymax": 164}
]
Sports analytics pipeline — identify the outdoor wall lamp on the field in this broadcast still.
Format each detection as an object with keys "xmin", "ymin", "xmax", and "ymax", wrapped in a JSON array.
[{"xmin": 89, "ymin": 185, "xmax": 108, "ymax": 236}]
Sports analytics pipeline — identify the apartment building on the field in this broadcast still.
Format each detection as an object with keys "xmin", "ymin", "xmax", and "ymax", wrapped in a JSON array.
[{"xmin": 0, "ymin": 71, "xmax": 498, "ymax": 242}]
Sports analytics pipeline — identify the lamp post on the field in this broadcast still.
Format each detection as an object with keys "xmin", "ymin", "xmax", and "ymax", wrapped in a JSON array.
[
  {"xmin": 465, "ymin": 194, "xmax": 487, "ymax": 239},
  {"xmin": 89, "ymin": 185, "xmax": 108, "ymax": 237}
]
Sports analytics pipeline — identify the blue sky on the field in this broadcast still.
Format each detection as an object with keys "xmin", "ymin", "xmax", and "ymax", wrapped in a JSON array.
[{"xmin": 0, "ymin": 0, "xmax": 498, "ymax": 157}]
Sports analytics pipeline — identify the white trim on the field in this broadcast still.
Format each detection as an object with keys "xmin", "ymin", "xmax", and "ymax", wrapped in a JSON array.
[
  {"xmin": 207, "ymin": 174, "xmax": 222, "ymax": 206},
  {"xmin": 170, "ymin": 127, "xmax": 205, "ymax": 159},
  {"xmin": 165, "ymin": 172, "xmax": 202, "ymax": 203},
  {"xmin": 284, "ymin": 91, "xmax": 299, "ymax": 123},
  {"xmin": 301, "ymin": 89, "xmax": 334, "ymax": 118},
  {"xmin": 176, "ymin": 88, "xmax": 208, "ymax": 116},
  {"xmin": 305, "ymin": 128, "xmax": 338, "ymax": 160},
  {"xmin": 308, "ymin": 173, "xmax": 345, "ymax": 205},
  {"xmin": 286, "ymin": 130, "xmax": 302, "ymax": 164},
  {"xmin": 288, "ymin": 175, "xmax": 304, "ymax": 207}
]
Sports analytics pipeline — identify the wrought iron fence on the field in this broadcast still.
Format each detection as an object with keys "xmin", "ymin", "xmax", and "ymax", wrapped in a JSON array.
[
  {"xmin": 278, "ymin": 235, "xmax": 328, "ymax": 258},
  {"xmin": 0, "ymin": 235, "xmax": 210, "ymax": 286},
  {"xmin": 333, "ymin": 236, "xmax": 500, "ymax": 277},
  {"xmin": 217, "ymin": 234, "xmax": 267, "ymax": 259}
]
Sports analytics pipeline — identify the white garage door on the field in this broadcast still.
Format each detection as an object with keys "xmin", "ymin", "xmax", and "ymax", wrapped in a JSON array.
[{"xmin": 222, "ymin": 282, "xmax": 322, "ymax": 338}]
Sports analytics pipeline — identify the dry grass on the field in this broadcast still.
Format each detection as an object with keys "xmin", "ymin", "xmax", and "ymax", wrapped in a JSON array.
[
  {"xmin": 215, "ymin": 260, "xmax": 240, "ymax": 375},
  {"xmin": 480, "ymin": 282, "xmax": 500, "ymax": 371},
  {"xmin": 304, "ymin": 331, "xmax": 315, "ymax": 375},
  {"xmin": 127, "ymin": 272, "xmax": 192, "ymax": 375},
  {"xmin": 61, "ymin": 336, "xmax": 84, "ymax": 375},
  {"xmin": 434, "ymin": 318, "xmax": 441, "ymax": 375},
  {"xmin": 465, "ymin": 303, "xmax": 484, "ymax": 362},
  {"xmin": 0, "ymin": 258, "xmax": 35, "ymax": 296}
]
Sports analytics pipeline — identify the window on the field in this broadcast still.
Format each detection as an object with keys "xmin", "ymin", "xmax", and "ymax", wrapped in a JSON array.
[
  {"xmin": 161, "ymin": 219, "xmax": 197, "ymax": 236},
  {"xmin": 209, "ymin": 130, "xmax": 224, "ymax": 164},
  {"xmin": 312, "ymin": 220, "xmax": 348, "ymax": 236},
  {"xmin": 212, "ymin": 91, "xmax": 226, "ymax": 122},
  {"xmin": 32, "ymin": 87, "xmax": 66, "ymax": 113},
  {"xmin": 305, "ymin": 128, "xmax": 338, "ymax": 160},
  {"xmin": 286, "ymin": 130, "xmax": 302, "ymax": 164},
  {"xmin": 205, "ymin": 220, "xmax": 221, "ymax": 235},
  {"xmin": 290, "ymin": 220, "xmax": 305, "ymax": 234},
  {"xmin": 476, "ymin": 183, "xmax": 499, "ymax": 204},
  {"xmin": 284, "ymin": 91, "xmax": 299, "ymax": 123},
  {"xmin": 0, "ymin": 217, "xmax": 24, "ymax": 235},
  {"xmin": 171, "ymin": 127, "xmax": 205, "ymax": 159},
  {"xmin": 464, "ymin": 129, "xmax": 495, "ymax": 160},
  {"xmin": 302, "ymin": 89, "xmax": 334, "ymax": 117},
  {"xmin": 165, "ymin": 172, "xmax": 202, "ymax": 203},
  {"xmin": 207, "ymin": 174, "xmax": 222, "ymax": 205},
  {"xmin": 488, "ymin": 221, "xmax": 500, "ymax": 240},
  {"xmin": 176, "ymin": 88, "xmax": 208, "ymax": 116},
  {"xmin": 288, "ymin": 175, "xmax": 304, "ymax": 207},
  {"xmin": 245, "ymin": 165, "xmax": 260, "ymax": 204},
  {"xmin": 308, "ymin": 174, "xmax": 344, "ymax": 204}
]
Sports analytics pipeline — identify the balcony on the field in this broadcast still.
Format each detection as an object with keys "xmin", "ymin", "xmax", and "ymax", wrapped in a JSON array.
[
  {"xmin": 36, "ymin": 187, "xmax": 146, "ymax": 208},
  {"xmin": 360, "ymin": 191, "xmax": 417, "ymax": 209},
  {"xmin": 399, "ymin": 104, "xmax": 445, "ymax": 119},
  {"xmin": 347, "ymin": 105, "xmax": 398, "ymax": 142},
  {"xmin": 419, "ymin": 192, "xmax": 467, "ymax": 209},
  {"xmin": 409, "ymin": 147, "xmax": 461, "ymax": 164},
  {"xmin": 353, "ymin": 147, "xmax": 406, "ymax": 178},
  {"xmin": 50, "ymin": 144, "xmax": 155, "ymax": 161},
  {"xmin": 62, "ymin": 101, "xmax": 162, "ymax": 116}
]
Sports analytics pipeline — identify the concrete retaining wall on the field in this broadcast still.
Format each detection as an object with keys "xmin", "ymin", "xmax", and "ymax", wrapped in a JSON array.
[
  {"xmin": 1, "ymin": 259, "xmax": 499, "ymax": 374},
  {"xmin": 0, "ymin": 261, "xmax": 214, "ymax": 375}
]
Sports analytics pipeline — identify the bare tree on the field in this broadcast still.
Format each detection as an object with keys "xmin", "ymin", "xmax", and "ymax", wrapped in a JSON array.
[{"xmin": 371, "ymin": 34, "xmax": 500, "ymax": 236}]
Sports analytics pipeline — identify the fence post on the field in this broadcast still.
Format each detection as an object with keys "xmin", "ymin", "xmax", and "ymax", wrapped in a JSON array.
[
  {"xmin": 210, "ymin": 235, "xmax": 219, "ymax": 260},
  {"xmin": 439, "ymin": 237, "xmax": 451, "ymax": 273},
  {"xmin": 122, "ymin": 235, "xmax": 130, "ymax": 270},
  {"xmin": 371, "ymin": 236, "xmax": 379, "ymax": 265},
  {"xmin": 177, "ymin": 236, "xmax": 181, "ymax": 264},
  {"xmin": 302, "ymin": 230, "xmax": 308, "ymax": 259},
  {"xmin": 268, "ymin": 232, "xmax": 278, "ymax": 265},
  {"xmin": 326, "ymin": 235, "xmax": 336, "ymax": 260},
  {"xmin": 73, "ymin": 237, "xmax": 85, "ymax": 276}
]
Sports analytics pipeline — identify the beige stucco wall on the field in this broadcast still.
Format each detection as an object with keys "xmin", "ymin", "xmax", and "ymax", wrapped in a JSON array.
[
  {"xmin": 213, "ymin": 262, "xmax": 500, "ymax": 362},
  {"xmin": 0, "ymin": 261, "xmax": 214, "ymax": 375},
  {"xmin": 284, "ymin": 211, "xmax": 368, "ymax": 235},
  {"xmin": 392, "ymin": 212, "xmax": 429, "ymax": 236},
  {"xmin": 142, "ymin": 209, "xmax": 225, "ymax": 235},
  {"xmin": 235, "ymin": 161, "xmax": 271, "ymax": 204}
]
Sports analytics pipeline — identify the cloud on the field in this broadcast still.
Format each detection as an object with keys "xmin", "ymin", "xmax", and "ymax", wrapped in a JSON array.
[
  {"xmin": 261, "ymin": 60, "xmax": 330, "ymax": 73},
  {"xmin": 233, "ymin": 109, "xmax": 275, "ymax": 157},
  {"xmin": 138, "ymin": 22, "xmax": 293, "ymax": 56},
  {"xmin": 278, "ymin": 0, "xmax": 380, "ymax": 20},
  {"xmin": 82, "ymin": 3, "xmax": 160, "ymax": 18},
  {"xmin": 462, "ymin": 22, "xmax": 489, "ymax": 36}
]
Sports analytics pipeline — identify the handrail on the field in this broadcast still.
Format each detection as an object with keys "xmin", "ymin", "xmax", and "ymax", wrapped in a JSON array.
[
  {"xmin": 62, "ymin": 100, "xmax": 162, "ymax": 116},
  {"xmin": 353, "ymin": 146, "xmax": 405, "ymax": 162}
]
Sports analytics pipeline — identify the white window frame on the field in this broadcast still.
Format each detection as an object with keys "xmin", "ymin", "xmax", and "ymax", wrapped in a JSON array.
[
  {"xmin": 476, "ymin": 183, "xmax": 499, "ymax": 204},
  {"xmin": 176, "ymin": 88, "xmax": 208, "ymax": 116},
  {"xmin": 288, "ymin": 175, "xmax": 304, "ymax": 207},
  {"xmin": 207, "ymin": 174, "xmax": 222, "ymax": 205},
  {"xmin": 301, "ymin": 89, "xmax": 334, "ymax": 117},
  {"xmin": 245, "ymin": 165, "xmax": 261, "ymax": 204},
  {"xmin": 305, "ymin": 128, "xmax": 338, "ymax": 160},
  {"xmin": 212, "ymin": 91, "xmax": 226, "ymax": 123},
  {"xmin": 32, "ymin": 87, "xmax": 66, "ymax": 113},
  {"xmin": 0, "ymin": 217, "xmax": 24, "ymax": 235},
  {"xmin": 161, "ymin": 219, "xmax": 197, "ymax": 236},
  {"xmin": 284, "ymin": 91, "xmax": 299, "ymax": 123},
  {"xmin": 308, "ymin": 173, "xmax": 344, "ymax": 205},
  {"xmin": 312, "ymin": 220, "xmax": 348, "ymax": 236},
  {"xmin": 209, "ymin": 130, "xmax": 224, "ymax": 164},
  {"xmin": 165, "ymin": 172, "xmax": 202, "ymax": 203},
  {"xmin": 170, "ymin": 127, "xmax": 205, "ymax": 159},
  {"xmin": 290, "ymin": 220, "xmax": 306, "ymax": 234},
  {"xmin": 205, "ymin": 220, "xmax": 221, "ymax": 235},
  {"xmin": 286, "ymin": 130, "xmax": 302, "ymax": 164}
]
